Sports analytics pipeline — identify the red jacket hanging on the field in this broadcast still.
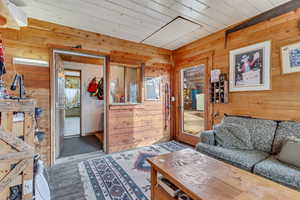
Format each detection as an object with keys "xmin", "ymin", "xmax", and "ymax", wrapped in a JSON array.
[
  {"xmin": 0, "ymin": 40, "xmax": 6, "ymax": 76},
  {"xmin": 87, "ymin": 77, "xmax": 98, "ymax": 93}
]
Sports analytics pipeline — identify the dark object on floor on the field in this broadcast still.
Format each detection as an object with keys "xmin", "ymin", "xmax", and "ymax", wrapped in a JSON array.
[{"xmin": 60, "ymin": 135, "xmax": 102, "ymax": 158}]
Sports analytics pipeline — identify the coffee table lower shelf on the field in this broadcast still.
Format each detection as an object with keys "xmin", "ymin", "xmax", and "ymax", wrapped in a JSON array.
[{"xmin": 153, "ymin": 185, "xmax": 177, "ymax": 200}]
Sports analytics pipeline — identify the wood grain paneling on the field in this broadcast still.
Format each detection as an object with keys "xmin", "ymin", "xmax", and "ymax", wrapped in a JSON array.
[
  {"xmin": 173, "ymin": 9, "xmax": 300, "ymax": 125},
  {"xmin": 0, "ymin": 18, "xmax": 172, "ymax": 166},
  {"xmin": 3, "ymin": 8, "xmax": 297, "ymax": 165},
  {"xmin": 107, "ymin": 65, "xmax": 172, "ymax": 153}
]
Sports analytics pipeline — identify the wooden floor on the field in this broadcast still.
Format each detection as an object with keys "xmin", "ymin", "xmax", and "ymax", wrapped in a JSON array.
[{"xmin": 47, "ymin": 151, "xmax": 105, "ymax": 200}]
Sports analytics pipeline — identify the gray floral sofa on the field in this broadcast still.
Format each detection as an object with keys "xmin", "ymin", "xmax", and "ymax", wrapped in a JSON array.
[{"xmin": 196, "ymin": 115, "xmax": 300, "ymax": 191}]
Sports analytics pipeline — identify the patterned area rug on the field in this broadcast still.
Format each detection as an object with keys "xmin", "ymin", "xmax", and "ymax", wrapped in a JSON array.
[{"xmin": 78, "ymin": 141, "xmax": 188, "ymax": 200}]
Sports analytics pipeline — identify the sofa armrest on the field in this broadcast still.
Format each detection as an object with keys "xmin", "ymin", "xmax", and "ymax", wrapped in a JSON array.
[{"xmin": 200, "ymin": 130, "xmax": 216, "ymax": 145}]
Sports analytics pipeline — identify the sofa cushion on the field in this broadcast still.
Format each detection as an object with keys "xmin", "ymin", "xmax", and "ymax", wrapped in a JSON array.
[
  {"xmin": 273, "ymin": 121, "xmax": 300, "ymax": 154},
  {"xmin": 215, "ymin": 123, "xmax": 253, "ymax": 150},
  {"xmin": 200, "ymin": 130, "xmax": 216, "ymax": 145},
  {"xmin": 223, "ymin": 116, "xmax": 277, "ymax": 153},
  {"xmin": 277, "ymin": 137, "xmax": 300, "ymax": 168},
  {"xmin": 253, "ymin": 156, "xmax": 300, "ymax": 191},
  {"xmin": 196, "ymin": 143, "xmax": 269, "ymax": 171}
]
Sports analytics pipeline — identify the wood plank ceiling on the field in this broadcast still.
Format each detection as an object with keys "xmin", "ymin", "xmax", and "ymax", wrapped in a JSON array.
[{"xmin": 22, "ymin": 0, "xmax": 291, "ymax": 50}]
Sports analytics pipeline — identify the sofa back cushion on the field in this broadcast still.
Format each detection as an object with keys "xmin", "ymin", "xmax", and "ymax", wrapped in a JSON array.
[
  {"xmin": 215, "ymin": 123, "xmax": 253, "ymax": 150},
  {"xmin": 277, "ymin": 136, "xmax": 300, "ymax": 168},
  {"xmin": 273, "ymin": 121, "xmax": 300, "ymax": 154},
  {"xmin": 223, "ymin": 116, "xmax": 277, "ymax": 153}
]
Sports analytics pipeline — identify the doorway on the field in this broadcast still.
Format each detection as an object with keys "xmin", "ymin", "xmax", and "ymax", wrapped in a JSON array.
[
  {"xmin": 64, "ymin": 70, "xmax": 81, "ymax": 138},
  {"xmin": 181, "ymin": 66, "xmax": 205, "ymax": 137},
  {"xmin": 175, "ymin": 58, "xmax": 212, "ymax": 146},
  {"xmin": 51, "ymin": 50, "xmax": 107, "ymax": 163}
]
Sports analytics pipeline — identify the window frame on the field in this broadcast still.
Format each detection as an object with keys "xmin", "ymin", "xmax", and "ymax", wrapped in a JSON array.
[{"xmin": 109, "ymin": 63, "xmax": 144, "ymax": 105}]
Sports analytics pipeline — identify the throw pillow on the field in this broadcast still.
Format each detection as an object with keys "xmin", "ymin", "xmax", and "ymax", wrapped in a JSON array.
[
  {"xmin": 215, "ymin": 123, "xmax": 253, "ymax": 150},
  {"xmin": 277, "ymin": 136, "xmax": 300, "ymax": 168}
]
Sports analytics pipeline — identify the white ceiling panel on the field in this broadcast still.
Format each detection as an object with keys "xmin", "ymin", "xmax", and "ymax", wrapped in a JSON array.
[
  {"xmin": 20, "ymin": 0, "xmax": 292, "ymax": 50},
  {"xmin": 142, "ymin": 17, "xmax": 201, "ymax": 47},
  {"xmin": 162, "ymin": 27, "xmax": 208, "ymax": 49},
  {"xmin": 269, "ymin": 0, "xmax": 291, "ymax": 6}
]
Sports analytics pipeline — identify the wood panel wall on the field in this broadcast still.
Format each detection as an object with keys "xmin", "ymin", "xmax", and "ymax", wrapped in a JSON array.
[
  {"xmin": 0, "ymin": 18, "xmax": 172, "ymax": 166},
  {"xmin": 2, "ymin": 8, "xmax": 299, "ymax": 165},
  {"xmin": 173, "ymin": 9, "xmax": 300, "ymax": 125},
  {"xmin": 108, "ymin": 64, "xmax": 172, "ymax": 152}
]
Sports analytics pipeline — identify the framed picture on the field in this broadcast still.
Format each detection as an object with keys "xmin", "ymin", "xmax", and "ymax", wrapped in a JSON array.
[
  {"xmin": 281, "ymin": 42, "xmax": 300, "ymax": 74},
  {"xmin": 229, "ymin": 40, "xmax": 271, "ymax": 92},
  {"xmin": 145, "ymin": 77, "xmax": 160, "ymax": 100}
]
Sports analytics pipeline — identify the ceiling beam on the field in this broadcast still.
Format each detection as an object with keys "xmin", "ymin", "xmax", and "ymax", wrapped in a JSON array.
[{"xmin": 225, "ymin": 0, "xmax": 300, "ymax": 47}]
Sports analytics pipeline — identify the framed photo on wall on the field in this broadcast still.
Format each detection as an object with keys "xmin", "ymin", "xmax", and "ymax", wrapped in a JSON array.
[
  {"xmin": 281, "ymin": 42, "xmax": 300, "ymax": 74},
  {"xmin": 229, "ymin": 40, "xmax": 271, "ymax": 92},
  {"xmin": 145, "ymin": 77, "xmax": 160, "ymax": 100}
]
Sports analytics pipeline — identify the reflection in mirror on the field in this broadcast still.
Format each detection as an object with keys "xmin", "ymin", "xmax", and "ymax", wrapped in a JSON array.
[
  {"xmin": 110, "ymin": 65, "xmax": 141, "ymax": 104},
  {"xmin": 181, "ymin": 65, "xmax": 205, "ymax": 137},
  {"xmin": 145, "ymin": 77, "xmax": 160, "ymax": 100},
  {"xmin": 110, "ymin": 65, "xmax": 125, "ymax": 103}
]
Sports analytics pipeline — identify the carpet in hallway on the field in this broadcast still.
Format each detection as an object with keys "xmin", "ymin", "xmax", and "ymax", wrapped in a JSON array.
[{"xmin": 60, "ymin": 136, "xmax": 102, "ymax": 158}]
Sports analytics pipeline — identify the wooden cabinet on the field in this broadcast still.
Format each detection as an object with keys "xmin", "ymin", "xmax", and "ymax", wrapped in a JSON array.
[{"xmin": 0, "ymin": 99, "xmax": 36, "ymax": 200}]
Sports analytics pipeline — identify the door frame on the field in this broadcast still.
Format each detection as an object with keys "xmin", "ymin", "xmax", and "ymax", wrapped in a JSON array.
[
  {"xmin": 50, "ymin": 48, "xmax": 108, "ymax": 165},
  {"xmin": 173, "ymin": 51, "xmax": 214, "ymax": 146}
]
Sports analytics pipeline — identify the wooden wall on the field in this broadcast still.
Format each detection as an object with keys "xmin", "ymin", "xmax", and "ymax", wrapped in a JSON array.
[
  {"xmin": 3, "ymin": 8, "xmax": 300, "ymax": 165},
  {"xmin": 173, "ymin": 9, "xmax": 300, "ymax": 125},
  {"xmin": 0, "ymin": 18, "xmax": 172, "ymax": 166},
  {"xmin": 108, "ymin": 64, "xmax": 171, "ymax": 152}
]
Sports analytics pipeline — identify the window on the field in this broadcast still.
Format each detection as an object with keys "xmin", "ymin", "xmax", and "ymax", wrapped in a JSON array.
[
  {"xmin": 110, "ymin": 65, "xmax": 142, "ymax": 104},
  {"xmin": 145, "ymin": 77, "xmax": 160, "ymax": 100}
]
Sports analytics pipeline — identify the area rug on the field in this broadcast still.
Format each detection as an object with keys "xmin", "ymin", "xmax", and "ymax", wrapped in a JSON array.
[{"xmin": 78, "ymin": 141, "xmax": 188, "ymax": 200}]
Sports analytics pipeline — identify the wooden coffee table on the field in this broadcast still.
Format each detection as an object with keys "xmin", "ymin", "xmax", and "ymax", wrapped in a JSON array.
[{"xmin": 147, "ymin": 149, "xmax": 300, "ymax": 200}]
